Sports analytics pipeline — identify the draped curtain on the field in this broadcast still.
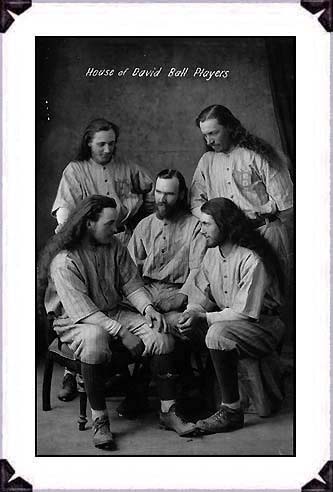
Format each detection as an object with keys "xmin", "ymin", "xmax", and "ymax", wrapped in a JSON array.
[{"xmin": 265, "ymin": 38, "xmax": 296, "ymax": 179}]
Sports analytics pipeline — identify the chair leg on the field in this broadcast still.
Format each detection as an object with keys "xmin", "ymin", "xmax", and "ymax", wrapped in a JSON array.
[
  {"xmin": 78, "ymin": 389, "xmax": 88, "ymax": 431},
  {"xmin": 42, "ymin": 352, "xmax": 54, "ymax": 411}
]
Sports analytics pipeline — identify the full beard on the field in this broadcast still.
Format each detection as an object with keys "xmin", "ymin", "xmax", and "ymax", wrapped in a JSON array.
[{"xmin": 155, "ymin": 202, "xmax": 179, "ymax": 220}]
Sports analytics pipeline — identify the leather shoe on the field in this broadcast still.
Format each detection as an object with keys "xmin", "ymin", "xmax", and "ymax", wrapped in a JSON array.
[
  {"xmin": 92, "ymin": 415, "xmax": 116, "ymax": 450},
  {"xmin": 196, "ymin": 405, "xmax": 244, "ymax": 434},
  {"xmin": 159, "ymin": 404, "xmax": 197, "ymax": 437},
  {"xmin": 58, "ymin": 373, "xmax": 77, "ymax": 402}
]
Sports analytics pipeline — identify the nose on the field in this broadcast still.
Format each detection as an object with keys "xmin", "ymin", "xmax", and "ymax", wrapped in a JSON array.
[
  {"xmin": 160, "ymin": 193, "xmax": 167, "ymax": 202},
  {"xmin": 206, "ymin": 135, "xmax": 214, "ymax": 145},
  {"xmin": 104, "ymin": 143, "xmax": 113, "ymax": 153}
]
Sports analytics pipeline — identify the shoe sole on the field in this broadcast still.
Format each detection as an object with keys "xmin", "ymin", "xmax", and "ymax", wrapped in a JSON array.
[
  {"xmin": 94, "ymin": 440, "xmax": 116, "ymax": 450},
  {"xmin": 58, "ymin": 394, "xmax": 78, "ymax": 402},
  {"xmin": 196, "ymin": 423, "xmax": 244, "ymax": 434},
  {"xmin": 159, "ymin": 422, "xmax": 197, "ymax": 437}
]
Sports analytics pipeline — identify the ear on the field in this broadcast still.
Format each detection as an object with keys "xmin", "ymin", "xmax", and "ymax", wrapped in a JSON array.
[{"xmin": 86, "ymin": 218, "xmax": 93, "ymax": 229}]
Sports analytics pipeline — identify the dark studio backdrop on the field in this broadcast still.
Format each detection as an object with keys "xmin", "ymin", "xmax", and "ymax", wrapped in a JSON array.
[{"xmin": 36, "ymin": 36, "xmax": 295, "ymax": 354}]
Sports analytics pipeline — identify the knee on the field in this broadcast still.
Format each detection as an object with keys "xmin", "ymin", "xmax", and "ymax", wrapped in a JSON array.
[
  {"xmin": 205, "ymin": 322, "xmax": 236, "ymax": 351},
  {"xmin": 75, "ymin": 325, "xmax": 111, "ymax": 365}
]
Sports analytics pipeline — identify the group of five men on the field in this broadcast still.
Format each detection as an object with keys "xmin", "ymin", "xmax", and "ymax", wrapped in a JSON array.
[{"xmin": 38, "ymin": 104, "xmax": 293, "ymax": 450}]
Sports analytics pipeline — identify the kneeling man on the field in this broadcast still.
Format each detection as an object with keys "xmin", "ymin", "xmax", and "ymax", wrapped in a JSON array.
[
  {"xmin": 38, "ymin": 195, "xmax": 196, "ymax": 450},
  {"xmin": 178, "ymin": 197, "xmax": 285, "ymax": 433}
]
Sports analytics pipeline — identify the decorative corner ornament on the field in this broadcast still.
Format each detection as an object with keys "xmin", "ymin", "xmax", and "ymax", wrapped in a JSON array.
[
  {"xmin": 0, "ymin": 0, "xmax": 32, "ymax": 34},
  {"xmin": 301, "ymin": 0, "xmax": 333, "ymax": 32},
  {"xmin": 302, "ymin": 460, "xmax": 333, "ymax": 491},
  {"xmin": 0, "ymin": 459, "xmax": 32, "ymax": 491}
]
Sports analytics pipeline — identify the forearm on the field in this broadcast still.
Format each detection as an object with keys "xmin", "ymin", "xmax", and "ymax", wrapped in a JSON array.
[
  {"xmin": 126, "ymin": 287, "xmax": 152, "ymax": 315},
  {"xmin": 206, "ymin": 308, "xmax": 249, "ymax": 326},
  {"xmin": 80, "ymin": 311, "xmax": 122, "ymax": 337}
]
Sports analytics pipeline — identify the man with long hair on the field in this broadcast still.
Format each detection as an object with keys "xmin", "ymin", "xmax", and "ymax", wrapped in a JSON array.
[
  {"xmin": 191, "ymin": 104, "xmax": 293, "ymax": 276},
  {"xmin": 177, "ymin": 198, "xmax": 285, "ymax": 434},
  {"xmin": 38, "ymin": 195, "xmax": 196, "ymax": 450},
  {"xmin": 122, "ymin": 169, "xmax": 207, "ymax": 418},
  {"xmin": 51, "ymin": 117, "xmax": 155, "ymax": 401},
  {"xmin": 52, "ymin": 118, "xmax": 154, "ymax": 242}
]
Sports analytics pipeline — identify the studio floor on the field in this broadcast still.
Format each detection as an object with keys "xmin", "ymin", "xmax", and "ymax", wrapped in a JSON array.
[{"xmin": 36, "ymin": 344, "xmax": 294, "ymax": 456}]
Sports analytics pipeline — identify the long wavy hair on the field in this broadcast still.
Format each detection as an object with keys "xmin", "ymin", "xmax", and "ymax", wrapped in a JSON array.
[
  {"xmin": 76, "ymin": 118, "xmax": 120, "ymax": 161},
  {"xmin": 196, "ymin": 105, "xmax": 282, "ymax": 169},
  {"xmin": 155, "ymin": 168, "xmax": 189, "ymax": 212},
  {"xmin": 37, "ymin": 195, "xmax": 117, "ymax": 313},
  {"xmin": 201, "ymin": 198, "xmax": 285, "ymax": 295}
]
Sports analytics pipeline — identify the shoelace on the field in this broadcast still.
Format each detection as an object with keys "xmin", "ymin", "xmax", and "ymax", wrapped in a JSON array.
[
  {"xmin": 93, "ymin": 418, "xmax": 110, "ymax": 434},
  {"xmin": 212, "ymin": 407, "xmax": 228, "ymax": 421}
]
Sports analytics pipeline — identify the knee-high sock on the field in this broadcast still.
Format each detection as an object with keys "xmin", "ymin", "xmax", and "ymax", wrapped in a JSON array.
[
  {"xmin": 81, "ymin": 362, "xmax": 106, "ymax": 411},
  {"xmin": 173, "ymin": 340, "xmax": 193, "ymax": 378},
  {"xmin": 151, "ymin": 353, "xmax": 178, "ymax": 401},
  {"xmin": 209, "ymin": 349, "xmax": 239, "ymax": 404}
]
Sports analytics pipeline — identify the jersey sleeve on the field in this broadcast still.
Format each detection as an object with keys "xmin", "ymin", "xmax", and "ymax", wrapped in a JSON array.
[
  {"xmin": 188, "ymin": 220, "xmax": 207, "ymax": 271},
  {"xmin": 181, "ymin": 261, "xmax": 216, "ymax": 312},
  {"xmin": 255, "ymin": 152, "xmax": 293, "ymax": 212},
  {"xmin": 51, "ymin": 162, "xmax": 84, "ymax": 216},
  {"xmin": 130, "ymin": 165, "xmax": 155, "ymax": 215},
  {"xmin": 190, "ymin": 156, "xmax": 208, "ymax": 213},
  {"xmin": 127, "ymin": 223, "xmax": 147, "ymax": 267},
  {"xmin": 115, "ymin": 241, "xmax": 145, "ymax": 296},
  {"xmin": 231, "ymin": 255, "xmax": 269, "ymax": 319},
  {"xmin": 50, "ymin": 255, "xmax": 101, "ymax": 323}
]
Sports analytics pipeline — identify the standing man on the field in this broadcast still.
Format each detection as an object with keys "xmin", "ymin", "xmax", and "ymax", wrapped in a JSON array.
[
  {"xmin": 39, "ymin": 195, "xmax": 196, "ymax": 450},
  {"xmin": 178, "ymin": 198, "xmax": 286, "ymax": 434},
  {"xmin": 52, "ymin": 117, "xmax": 155, "ymax": 243},
  {"xmin": 52, "ymin": 118, "xmax": 155, "ymax": 400},
  {"xmin": 191, "ymin": 105, "xmax": 293, "ymax": 275}
]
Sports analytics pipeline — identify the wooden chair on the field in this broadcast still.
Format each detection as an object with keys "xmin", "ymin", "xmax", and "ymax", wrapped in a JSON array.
[{"xmin": 42, "ymin": 318, "xmax": 138, "ymax": 431}]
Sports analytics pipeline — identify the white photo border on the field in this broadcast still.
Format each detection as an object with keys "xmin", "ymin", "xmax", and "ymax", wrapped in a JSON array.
[{"xmin": 1, "ymin": 2, "xmax": 331, "ymax": 491}]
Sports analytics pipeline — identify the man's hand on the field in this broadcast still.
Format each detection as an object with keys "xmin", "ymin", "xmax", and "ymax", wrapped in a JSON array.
[
  {"xmin": 176, "ymin": 310, "xmax": 205, "ymax": 334},
  {"xmin": 119, "ymin": 330, "xmax": 144, "ymax": 358},
  {"xmin": 144, "ymin": 305, "xmax": 168, "ymax": 333}
]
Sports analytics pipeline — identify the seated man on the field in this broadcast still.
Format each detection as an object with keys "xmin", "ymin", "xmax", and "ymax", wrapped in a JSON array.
[
  {"xmin": 123, "ymin": 169, "xmax": 207, "ymax": 417},
  {"xmin": 177, "ymin": 197, "xmax": 286, "ymax": 434},
  {"xmin": 51, "ymin": 118, "xmax": 155, "ymax": 401},
  {"xmin": 38, "ymin": 195, "xmax": 196, "ymax": 450},
  {"xmin": 128, "ymin": 168, "xmax": 207, "ymax": 322}
]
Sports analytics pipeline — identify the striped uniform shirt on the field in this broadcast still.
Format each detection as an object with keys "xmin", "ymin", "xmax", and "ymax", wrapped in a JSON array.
[
  {"xmin": 52, "ymin": 156, "xmax": 154, "ymax": 226},
  {"xmin": 128, "ymin": 212, "xmax": 207, "ymax": 288},
  {"xmin": 190, "ymin": 147, "xmax": 293, "ymax": 219},
  {"xmin": 183, "ymin": 244, "xmax": 282, "ymax": 323},
  {"xmin": 45, "ymin": 239, "xmax": 149, "ymax": 337}
]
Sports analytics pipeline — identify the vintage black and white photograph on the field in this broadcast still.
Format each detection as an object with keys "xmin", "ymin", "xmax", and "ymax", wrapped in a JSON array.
[{"xmin": 35, "ymin": 35, "xmax": 295, "ymax": 457}]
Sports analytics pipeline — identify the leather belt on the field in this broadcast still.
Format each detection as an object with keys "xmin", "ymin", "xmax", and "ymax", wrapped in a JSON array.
[{"xmin": 250, "ymin": 214, "xmax": 278, "ymax": 229}]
